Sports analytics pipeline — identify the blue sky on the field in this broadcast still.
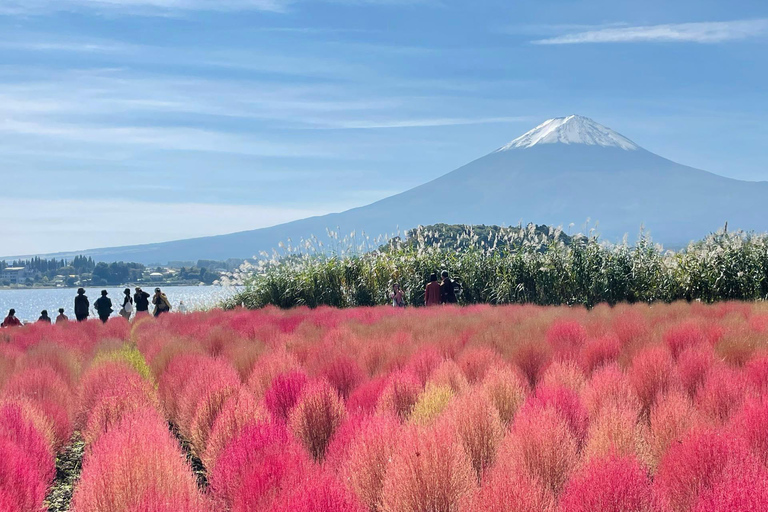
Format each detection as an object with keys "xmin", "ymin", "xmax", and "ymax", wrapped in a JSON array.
[{"xmin": 1, "ymin": 0, "xmax": 767, "ymax": 255}]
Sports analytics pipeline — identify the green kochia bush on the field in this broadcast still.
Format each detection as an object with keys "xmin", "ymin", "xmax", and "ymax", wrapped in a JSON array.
[{"xmin": 224, "ymin": 227, "xmax": 768, "ymax": 309}]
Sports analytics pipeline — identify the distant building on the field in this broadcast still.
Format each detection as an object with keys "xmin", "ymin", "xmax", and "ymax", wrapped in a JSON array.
[{"xmin": 1, "ymin": 267, "xmax": 27, "ymax": 284}]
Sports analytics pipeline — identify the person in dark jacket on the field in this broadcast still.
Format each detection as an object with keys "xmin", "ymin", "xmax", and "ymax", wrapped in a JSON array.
[
  {"xmin": 1, "ymin": 309, "xmax": 21, "ymax": 328},
  {"xmin": 38, "ymin": 310, "xmax": 52, "ymax": 323},
  {"xmin": 74, "ymin": 288, "xmax": 90, "ymax": 322},
  {"xmin": 152, "ymin": 288, "xmax": 171, "ymax": 317},
  {"xmin": 134, "ymin": 287, "xmax": 150, "ymax": 316},
  {"xmin": 424, "ymin": 274, "xmax": 441, "ymax": 307},
  {"xmin": 94, "ymin": 290, "xmax": 113, "ymax": 323},
  {"xmin": 440, "ymin": 270, "xmax": 458, "ymax": 304}
]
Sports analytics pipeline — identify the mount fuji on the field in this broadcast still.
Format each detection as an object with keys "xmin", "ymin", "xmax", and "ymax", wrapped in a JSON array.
[{"xmin": 24, "ymin": 115, "xmax": 768, "ymax": 263}]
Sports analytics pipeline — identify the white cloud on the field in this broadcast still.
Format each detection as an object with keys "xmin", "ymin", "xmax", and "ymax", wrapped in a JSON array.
[
  {"xmin": 307, "ymin": 116, "xmax": 528, "ymax": 129},
  {"xmin": 0, "ymin": 198, "xmax": 349, "ymax": 255},
  {"xmin": 533, "ymin": 19, "xmax": 768, "ymax": 45}
]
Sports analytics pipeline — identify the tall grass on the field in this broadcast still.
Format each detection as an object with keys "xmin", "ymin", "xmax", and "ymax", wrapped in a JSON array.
[{"xmin": 225, "ymin": 228, "xmax": 768, "ymax": 309}]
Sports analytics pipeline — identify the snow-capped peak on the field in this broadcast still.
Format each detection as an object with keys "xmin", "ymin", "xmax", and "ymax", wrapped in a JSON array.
[{"xmin": 498, "ymin": 115, "xmax": 639, "ymax": 151}]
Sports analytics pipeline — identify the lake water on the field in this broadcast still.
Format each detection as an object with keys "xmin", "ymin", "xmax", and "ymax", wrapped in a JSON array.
[{"xmin": 0, "ymin": 286, "xmax": 240, "ymax": 323}]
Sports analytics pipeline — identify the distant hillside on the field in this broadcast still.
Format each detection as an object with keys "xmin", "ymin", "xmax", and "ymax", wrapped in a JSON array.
[{"xmin": 383, "ymin": 223, "xmax": 573, "ymax": 253}]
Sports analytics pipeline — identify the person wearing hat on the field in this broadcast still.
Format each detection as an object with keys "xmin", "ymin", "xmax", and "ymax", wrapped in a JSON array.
[
  {"xmin": 134, "ymin": 287, "xmax": 150, "ymax": 317},
  {"xmin": 74, "ymin": 288, "xmax": 90, "ymax": 322},
  {"xmin": 94, "ymin": 290, "xmax": 113, "ymax": 324},
  {"xmin": 152, "ymin": 287, "xmax": 172, "ymax": 317},
  {"xmin": 119, "ymin": 288, "xmax": 134, "ymax": 320},
  {"xmin": 56, "ymin": 308, "xmax": 69, "ymax": 324}
]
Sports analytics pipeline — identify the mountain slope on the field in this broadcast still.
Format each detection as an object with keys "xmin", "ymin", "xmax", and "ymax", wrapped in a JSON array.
[{"xmin": 17, "ymin": 115, "xmax": 768, "ymax": 263}]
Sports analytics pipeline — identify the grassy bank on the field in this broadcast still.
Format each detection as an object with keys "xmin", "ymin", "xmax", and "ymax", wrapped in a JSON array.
[{"xmin": 224, "ymin": 227, "xmax": 768, "ymax": 309}]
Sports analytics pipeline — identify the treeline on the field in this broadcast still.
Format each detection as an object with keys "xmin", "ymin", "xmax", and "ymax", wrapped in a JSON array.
[
  {"xmin": 0, "ymin": 255, "xmax": 95, "ymax": 273},
  {"xmin": 224, "ymin": 228, "xmax": 768, "ymax": 309}
]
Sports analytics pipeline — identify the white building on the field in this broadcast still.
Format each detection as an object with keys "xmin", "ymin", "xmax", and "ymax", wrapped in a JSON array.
[{"xmin": 1, "ymin": 267, "xmax": 27, "ymax": 284}]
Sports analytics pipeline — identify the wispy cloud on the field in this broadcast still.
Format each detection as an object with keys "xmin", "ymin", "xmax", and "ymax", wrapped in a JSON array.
[
  {"xmin": 533, "ymin": 19, "xmax": 768, "ymax": 45},
  {"xmin": 308, "ymin": 116, "xmax": 528, "ymax": 129}
]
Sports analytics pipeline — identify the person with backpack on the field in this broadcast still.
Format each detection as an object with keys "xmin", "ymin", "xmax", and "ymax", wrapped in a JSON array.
[
  {"xmin": 1, "ymin": 309, "xmax": 21, "ymax": 328},
  {"xmin": 424, "ymin": 274, "xmax": 441, "ymax": 307},
  {"xmin": 440, "ymin": 270, "xmax": 458, "ymax": 305},
  {"xmin": 134, "ymin": 287, "xmax": 150, "ymax": 316},
  {"xmin": 152, "ymin": 288, "xmax": 172, "ymax": 317},
  {"xmin": 74, "ymin": 288, "xmax": 90, "ymax": 322},
  {"xmin": 94, "ymin": 290, "xmax": 113, "ymax": 323},
  {"xmin": 119, "ymin": 288, "xmax": 134, "ymax": 320},
  {"xmin": 38, "ymin": 310, "xmax": 52, "ymax": 324}
]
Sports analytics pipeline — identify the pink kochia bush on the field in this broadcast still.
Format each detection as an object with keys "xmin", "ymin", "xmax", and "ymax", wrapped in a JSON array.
[
  {"xmin": 381, "ymin": 424, "xmax": 476, "ymax": 512},
  {"xmin": 7, "ymin": 301, "xmax": 768, "ymax": 512},
  {"xmin": 70, "ymin": 407, "xmax": 210, "ymax": 512},
  {"xmin": 208, "ymin": 421, "xmax": 311, "ymax": 512},
  {"xmin": 559, "ymin": 454, "xmax": 653, "ymax": 512}
]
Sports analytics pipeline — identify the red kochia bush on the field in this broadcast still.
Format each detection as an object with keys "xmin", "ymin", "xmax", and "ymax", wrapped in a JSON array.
[
  {"xmin": 664, "ymin": 322, "xmax": 706, "ymax": 359},
  {"xmin": 264, "ymin": 370, "xmax": 308, "ymax": 422},
  {"xmin": 381, "ymin": 425, "xmax": 476, "ymax": 512},
  {"xmin": 202, "ymin": 388, "xmax": 267, "ymax": 471},
  {"xmin": 289, "ymin": 380, "xmax": 347, "ymax": 461},
  {"xmin": 70, "ymin": 407, "xmax": 209, "ymax": 512},
  {"xmin": 463, "ymin": 472, "xmax": 555, "ymax": 512},
  {"xmin": 208, "ymin": 421, "xmax": 311, "ymax": 511},
  {"xmin": 695, "ymin": 365, "xmax": 746, "ymax": 425},
  {"xmin": 692, "ymin": 455, "xmax": 768, "ymax": 512},
  {"xmin": 0, "ymin": 437, "xmax": 51, "ymax": 512},
  {"xmin": 730, "ymin": 396, "xmax": 768, "ymax": 466},
  {"xmin": 347, "ymin": 375, "xmax": 388, "ymax": 414},
  {"xmin": 546, "ymin": 320, "xmax": 587, "ymax": 361},
  {"xmin": 320, "ymin": 355, "xmax": 364, "ymax": 399},
  {"xmin": 580, "ymin": 334, "xmax": 621, "ymax": 374},
  {"xmin": 654, "ymin": 429, "xmax": 747, "ymax": 512},
  {"xmin": 268, "ymin": 473, "xmax": 366, "ymax": 512},
  {"xmin": 676, "ymin": 347, "xmax": 714, "ymax": 398},
  {"xmin": 522, "ymin": 385, "xmax": 588, "ymax": 444},
  {"xmin": 628, "ymin": 345, "xmax": 677, "ymax": 412},
  {"xmin": 500, "ymin": 405, "xmax": 578, "ymax": 496},
  {"xmin": 339, "ymin": 414, "xmax": 401, "ymax": 511},
  {"xmin": 0, "ymin": 400, "xmax": 55, "ymax": 474},
  {"xmin": 559, "ymin": 454, "xmax": 653, "ymax": 512},
  {"xmin": 376, "ymin": 371, "xmax": 422, "ymax": 421}
]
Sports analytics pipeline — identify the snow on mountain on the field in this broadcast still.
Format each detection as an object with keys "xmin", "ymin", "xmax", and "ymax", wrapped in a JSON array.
[
  {"xmin": 13, "ymin": 115, "xmax": 768, "ymax": 263},
  {"xmin": 498, "ymin": 115, "xmax": 639, "ymax": 151}
]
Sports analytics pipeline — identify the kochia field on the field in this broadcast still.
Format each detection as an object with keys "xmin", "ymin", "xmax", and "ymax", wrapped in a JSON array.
[{"xmin": 2, "ymin": 302, "xmax": 768, "ymax": 512}]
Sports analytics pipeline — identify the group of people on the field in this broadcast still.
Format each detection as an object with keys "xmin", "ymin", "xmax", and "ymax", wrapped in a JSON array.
[
  {"xmin": 2, "ymin": 286, "xmax": 181, "ymax": 328},
  {"xmin": 390, "ymin": 271, "xmax": 460, "ymax": 308},
  {"xmin": 74, "ymin": 287, "xmax": 174, "ymax": 323}
]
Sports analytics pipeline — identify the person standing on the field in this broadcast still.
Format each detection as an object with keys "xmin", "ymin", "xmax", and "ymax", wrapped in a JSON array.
[
  {"xmin": 134, "ymin": 287, "xmax": 150, "ymax": 316},
  {"xmin": 178, "ymin": 300, "xmax": 188, "ymax": 314},
  {"xmin": 38, "ymin": 310, "xmax": 52, "ymax": 324},
  {"xmin": 55, "ymin": 308, "xmax": 69, "ymax": 324},
  {"xmin": 391, "ymin": 283, "xmax": 405, "ymax": 308},
  {"xmin": 74, "ymin": 288, "xmax": 90, "ymax": 322},
  {"xmin": 94, "ymin": 290, "xmax": 113, "ymax": 324},
  {"xmin": 424, "ymin": 274, "xmax": 441, "ymax": 307},
  {"xmin": 440, "ymin": 270, "xmax": 458, "ymax": 305},
  {"xmin": 119, "ymin": 288, "xmax": 134, "ymax": 320},
  {"xmin": 152, "ymin": 288, "xmax": 172, "ymax": 317},
  {"xmin": 1, "ymin": 309, "xmax": 21, "ymax": 328}
]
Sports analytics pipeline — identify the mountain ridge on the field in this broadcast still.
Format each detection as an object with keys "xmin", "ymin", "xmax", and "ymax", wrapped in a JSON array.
[{"xmin": 7, "ymin": 115, "xmax": 768, "ymax": 264}]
